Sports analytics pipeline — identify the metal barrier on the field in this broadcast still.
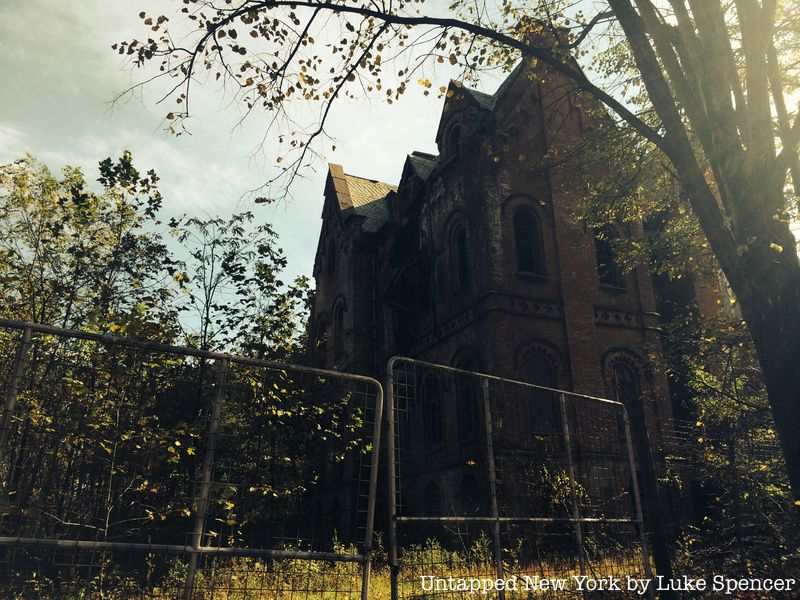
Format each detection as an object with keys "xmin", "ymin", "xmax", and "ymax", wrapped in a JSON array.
[
  {"xmin": 0, "ymin": 319, "xmax": 383, "ymax": 599},
  {"xmin": 386, "ymin": 356, "xmax": 653, "ymax": 599}
]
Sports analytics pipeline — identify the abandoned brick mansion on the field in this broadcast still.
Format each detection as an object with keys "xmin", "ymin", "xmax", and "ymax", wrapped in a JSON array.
[{"xmin": 309, "ymin": 54, "xmax": 705, "ymax": 533}]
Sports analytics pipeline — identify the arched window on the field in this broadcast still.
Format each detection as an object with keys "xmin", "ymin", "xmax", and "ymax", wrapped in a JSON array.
[
  {"xmin": 594, "ymin": 228, "xmax": 625, "ymax": 288},
  {"xmin": 612, "ymin": 362, "xmax": 639, "ymax": 406},
  {"xmin": 326, "ymin": 239, "xmax": 337, "ymax": 277},
  {"xmin": 612, "ymin": 361, "xmax": 639, "ymax": 439},
  {"xmin": 333, "ymin": 303, "xmax": 345, "ymax": 361},
  {"xmin": 455, "ymin": 355, "xmax": 481, "ymax": 441},
  {"xmin": 514, "ymin": 208, "xmax": 546, "ymax": 276},
  {"xmin": 448, "ymin": 125, "xmax": 462, "ymax": 156},
  {"xmin": 525, "ymin": 353, "xmax": 561, "ymax": 433},
  {"xmin": 451, "ymin": 223, "xmax": 470, "ymax": 292},
  {"xmin": 422, "ymin": 376, "xmax": 443, "ymax": 448}
]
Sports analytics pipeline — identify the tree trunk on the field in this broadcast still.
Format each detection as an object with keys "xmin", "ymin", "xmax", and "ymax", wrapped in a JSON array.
[{"xmin": 733, "ymin": 261, "xmax": 800, "ymax": 504}]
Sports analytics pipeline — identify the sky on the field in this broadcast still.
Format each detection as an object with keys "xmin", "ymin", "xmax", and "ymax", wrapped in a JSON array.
[
  {"xmin": 0, "ymin": 0, "xmax": 470, "ymax": 283},
  {"xmin": 2, "ymin": 0, "xmax": 797, "ymax": 283}
]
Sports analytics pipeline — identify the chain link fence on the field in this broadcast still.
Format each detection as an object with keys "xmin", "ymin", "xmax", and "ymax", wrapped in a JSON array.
[
  {"xmin": 386, "ymin": 356, "xmax": 653, "ymax": 599},
  {"xmin": 0, "ymin": 319, "xmax": 383, "ymax": 599}
]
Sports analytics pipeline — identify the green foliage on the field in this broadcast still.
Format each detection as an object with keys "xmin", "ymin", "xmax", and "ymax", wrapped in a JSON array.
[
  {"xmin": 662, "ymin": 310, "xmax": 798, "ymax": 579},
  {"xmin": 0, "ymin": 153, "xmax": 180, "ymax": 338},
  {"xmin": 168, "ymin": 212, "xmax": 310, "ymax": 358},
  {"xmin": 0, "ymin": 154, "xmax": 374, "ymax": 596}
]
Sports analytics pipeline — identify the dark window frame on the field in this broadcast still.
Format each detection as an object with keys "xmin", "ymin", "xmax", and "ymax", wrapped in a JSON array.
[
  {"xmin": 524, "ymin": 352, "xmax": 561, "ymax": 434},
  {"xmin": 594, "ymin": 227, "xmax": 626, "ymax": 289},
  {"xmin": 451, "ymin": 223, "xmax": 471, "ymax": 293},
  {"xmin": 448, "ymin": 125, "xmax": 462, "ymax": 156},
  {"xmin": 326, "ymin": 239, "xmax": 337, "ymax": 277},
  {"xmin": 455, "ymin": 356, "xmax": 481, "ymax": 442},
  {"xmin": 611, "ymin": 361, "xmax": 639, "ymax": 439},
  {"xmin": 513, "ymin": 207, "xmax": 547, "ymax": 278}
]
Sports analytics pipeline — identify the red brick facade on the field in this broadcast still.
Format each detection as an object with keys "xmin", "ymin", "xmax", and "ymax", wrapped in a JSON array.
[{"xmin": 311, "ymin": 56, "xmax": 685, "ymax": 530}]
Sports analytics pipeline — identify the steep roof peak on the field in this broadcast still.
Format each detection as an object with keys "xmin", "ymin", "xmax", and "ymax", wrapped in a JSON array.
[{"xmin": 326, "ymin": 163, "xmax": 396, "ymax": 233}]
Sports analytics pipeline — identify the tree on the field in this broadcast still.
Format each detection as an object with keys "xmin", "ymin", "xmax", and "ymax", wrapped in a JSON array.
[
  {"xmin": 118, "ymin": 0, "xmax": 800, "ymax": 506},
  {"xmin": 169, "ymin": 211, "xmax": 310, "ymax": 358},
  {"xmin": 0, "ymin": 153, "xmax": 180, "ymax": 338},
  {"xmin": 661, "ymin": 309, "xmax": 798, "ymax": 580}
]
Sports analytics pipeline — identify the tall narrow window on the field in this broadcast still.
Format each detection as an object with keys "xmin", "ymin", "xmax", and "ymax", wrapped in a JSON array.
[
  {"xmin": 514, "ymin": 209, "xmax": 546, "ymax": 276},
  {"xmin": 327, "ymin": 239, "xmax": 337, "ymax": 277},
  {"xmin": 423, "ymin": 376, "xmax": 443, "ymax": 448},
  {"xmin": 333, "ymin": 304, "xmax": 344, "ymax": 361},
  {"xmin": 448, "ymin": 125, "xmax": 462, "ymax": 156},
  {"xmin": 594, "ymin": 228, "xmax": 625, "ymax": 288},
  {"xmin": 525, "ymin": 353, "xmax": 560, "ymax": 433},
  {"xmin": 456, "ymin": 356, "xmax": 481, "ymax": 441},
  {"xmin": 451, "ymin": 224, "xmax": 470, "ymax": 291},
  {"xmin": 612, "ymin": 362, "xmax": 639, "ymax": 439}
]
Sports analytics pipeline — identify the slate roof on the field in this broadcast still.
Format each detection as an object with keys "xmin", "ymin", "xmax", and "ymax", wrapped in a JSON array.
[
  {"xmin": 436, "ymin": 59, "xmax": 530, "ymax": 142},
  {"xmin": 460, "ymin": 59, "xmax": 528, "ymax": 111},
  {"xmin": 407, "ymin": 151, "xmax": 439, "ymax": 181},
  {"xmin": 344, "ymin": 173, "xmax": 396, "ymax": 233},
  {"xmin": 328, "ymin": 164, "xmax": 396, "ymax": 233},
  {"xmin": 464, "ymin": 88, "xmax": 496, "ymax": 111}
]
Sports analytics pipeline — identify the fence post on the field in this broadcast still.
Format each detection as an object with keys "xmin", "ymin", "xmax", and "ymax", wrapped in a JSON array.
[
  {"xmin": 360, "ymin": 383, "xmax": 384, "ymax": 600},
  {"xmin": 0, "ymin": 326, "xmax": 32, "ymax": 462},
  {"xmin": 624, "ymin": 393, "xmax": 679, "ymax": 600},
  {"xmin": 184, "ymin": 358, "xmax": 229, "ymax": 600},
  {"xmin": 481, "ymin": 379, "xmax": 505, "ymax": 599},
  {"xmin": 559, "ymin": 392, "xmax": 588, "ymax": 600},
  {"xmin": 386, "ymin": 359, "xmax": 399, "ymax": 600},
  {"xmin": 622, "ymin": 406, "xmax": 655, "ymax": 600}
]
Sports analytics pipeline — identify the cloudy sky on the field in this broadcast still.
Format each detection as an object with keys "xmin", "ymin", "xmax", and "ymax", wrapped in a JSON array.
[
  {"xmin": 4, "ymin": 0, "xmax": 796, "ymax": 281},
  {"xmin": 0, "ymin": 0, "xmax": 477, "ymax": 282}
]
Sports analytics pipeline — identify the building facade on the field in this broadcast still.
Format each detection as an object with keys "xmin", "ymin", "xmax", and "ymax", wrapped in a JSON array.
[{"xmin": 310, "ymin": 55, "xmax": 686, "ymax": 537}]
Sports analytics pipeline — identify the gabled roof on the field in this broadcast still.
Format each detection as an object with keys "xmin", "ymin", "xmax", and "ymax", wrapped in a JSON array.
[
  {"xmin": 327, "ymin": 164, "xmax": 396, "ymax": 233},
  {"xmin": 435, "ymin": 59, "xmax": 530, "ymax": 142},
  {"xmin": 407, "ymin": 151, "xmax": 439, "ymax": 182}
]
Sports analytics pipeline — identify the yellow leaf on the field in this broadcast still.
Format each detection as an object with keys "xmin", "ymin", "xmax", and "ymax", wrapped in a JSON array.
[{"xmin": 770, "ymin": 242, "xmax": 784, "ymax": 253}]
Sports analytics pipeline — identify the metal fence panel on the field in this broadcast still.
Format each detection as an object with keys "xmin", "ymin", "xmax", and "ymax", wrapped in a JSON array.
[
  {"xmin": 386, "ymin": 356, "xmax": 652, "ymax": 599},
  {"xmin": 0, "ymin": 320, "xmax": 383, "ymax": 599}
]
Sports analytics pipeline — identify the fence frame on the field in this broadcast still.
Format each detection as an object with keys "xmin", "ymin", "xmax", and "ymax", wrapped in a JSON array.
[
  {"xmin": 0, "ymin": 318, "xmax": 384, "ymax": 600},
  {"xmin": 386, "ymin": 355, "xmax": 654, "ymax": 600}
]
